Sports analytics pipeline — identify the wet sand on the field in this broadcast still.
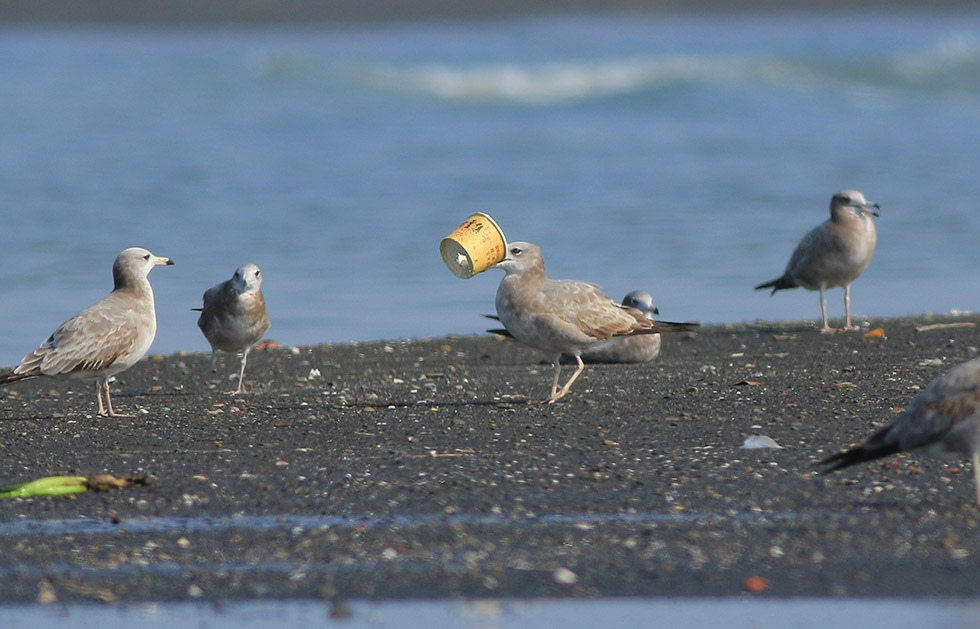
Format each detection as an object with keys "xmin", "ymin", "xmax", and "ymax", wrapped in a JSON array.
[{"xmin": 2, "ymin": 314, "xmax": 980, "ymax": 603}]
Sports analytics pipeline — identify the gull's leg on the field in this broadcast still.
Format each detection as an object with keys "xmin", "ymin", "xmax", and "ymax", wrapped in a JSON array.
[
  {"xmin": 973, "ymin": 451, "xmax": 980, "ymax": 507},
  {"xmin": 95, "ymin": 379, "xmax": 107, "ymax": 417},
  {"xmin": 843, "ymin": 284, "xmax": 856, "ymax": 330},
  {"xmin": 818, "ymin": 286, "xmax": 833, "ymax": 333},
  {"xmin": 103, "ymin": 379, "xmax": 133, "ymax": 418},
  {"xmin": 546, "ymin": 354, "xmax": 562, "ymax": 402},
  {"xmin": 549, "ymin": 354, "xmax": 586, "ymax": 403},
  {"xmin": 210, "ymin": 349, "xmax": 218, "ymax": 373},
  {"xmin": 235, "ymin": 349, "xmax": 250, "ymax": 394},
  {"xmin": 103, "ymin": 380, "xmax": 115, "ymax": 416}
]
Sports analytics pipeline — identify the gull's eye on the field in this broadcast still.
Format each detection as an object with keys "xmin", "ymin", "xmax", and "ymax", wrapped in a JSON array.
[
  {"xmin": 255, "ymin": 270, "xmax": 261, "ymax": 278},
  {"xmin": 511, "ymin": 247, "xmax": 522, "ymax": 256},
  {"xmin": 143, "ymin": 254, "xmax": 151, "ymax": 260}
]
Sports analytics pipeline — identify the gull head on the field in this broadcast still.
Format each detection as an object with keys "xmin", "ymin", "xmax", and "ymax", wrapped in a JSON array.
[
  {"xmin": 832, "ymin": 189, "xmax": 880, "ymax": 218},
  {"xmin": 231, "ymin": 263, "xmax": 264, "ymax": 293},
  {"xmin": 113, "ymin": 247, "xmax": 174, "ymax": 289},
  {"xmin": 492, "ymin": 241, "xmax": 542, "ymax": 276},
  {"xmin": 622, "ymin": 290, "xmax": 659, "ymax": 318}
]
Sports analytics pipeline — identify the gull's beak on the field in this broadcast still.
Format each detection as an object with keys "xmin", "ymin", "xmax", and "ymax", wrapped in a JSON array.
[
  {"xmin": 652, "ymin": 306, "xmax": 660, "ymax": 316},
  {"xmin": 157, "ymin": 256, "xmax": 175, "ymax": 266},
  {"xmin": 861, "ymin": 202, "xmax": 880, "ymax": 217},
  {"xmin": 491, "ymin": 253, "xmax": 511, "ymax": 269}
]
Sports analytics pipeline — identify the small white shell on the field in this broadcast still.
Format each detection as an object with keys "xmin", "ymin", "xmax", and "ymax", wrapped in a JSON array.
[{"xmin": 742, "ymin": 435, "xmax": 783, "ymax": 450}]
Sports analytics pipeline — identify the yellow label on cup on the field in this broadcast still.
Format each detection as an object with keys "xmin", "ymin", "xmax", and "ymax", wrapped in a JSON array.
[{"xmin": 440, "ymin": 213, "xmax": 507, "ymax": 279}]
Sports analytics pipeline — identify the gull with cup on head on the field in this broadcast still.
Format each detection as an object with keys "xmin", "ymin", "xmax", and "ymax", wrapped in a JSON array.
[{"xmin": 492, "ymin": 241, "xmax": 697, "ymax": 403}]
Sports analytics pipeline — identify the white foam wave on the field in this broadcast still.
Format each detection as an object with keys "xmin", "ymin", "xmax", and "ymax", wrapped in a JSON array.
[
  {"xmin": 894, "ymin": 34, "xmax": 980, "ymax": 83},
  {"xmin": 359, "ymin": 37, "xmax": 980, "ymax": 105},
  {"xmin": 363, "ymin": 56, "xmax": 798, "ymax": 105}
]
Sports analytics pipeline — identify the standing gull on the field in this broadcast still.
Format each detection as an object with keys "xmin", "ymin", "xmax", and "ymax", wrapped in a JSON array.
[
  {"xmin": 492, "ymin": 242, "xmax": 696, "ymax": 403},
  {"xmin": 486, "ymin": 290, "xmax": 667, "ymax": 364},
  {"xmin": 0, "ymin": 247, "xmax": 174, "ymax": 417},
  {"xmin": 581, "ymin": 290, "xmax": 663, "ymax": 364},
  {"xmin": 193, "ymin": 263, "xmax": 271, "ymax": 394},
  {"xmin": 820, "ymin": 356, "xmax": 980, "ymax": 506},
  {"xmin": 755, "ymin": 190, "xmax": 879, "ymax": 332}
]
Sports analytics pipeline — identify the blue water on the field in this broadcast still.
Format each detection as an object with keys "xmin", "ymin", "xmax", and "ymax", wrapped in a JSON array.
[
  {"xmin": 1, "ymin": 11, "xmax": 980, "ymax": 367},
  {"xmin": 3, "ymin": 598, "xmax": 980, "ymax": 629}
]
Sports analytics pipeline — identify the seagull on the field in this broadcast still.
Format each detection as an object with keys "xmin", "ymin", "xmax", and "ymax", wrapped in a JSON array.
[
  {"xmin": 486, "ymin": 290, "xmax": 666, "ymax": 364},
  {"xmin": 0, "ymin": 247, "xmax": 174, "ymax": 417},
  {"xmin": 755, "ymin": 190, "xmax": 879, "ymax": 332},
  {"xmin": 193, "ymin": 263, "xmax": 271, "ymax": 394},
  {"xmin": 820, "ymin": 355, "xmax": 980, "ymax": 506},
  {"xmin": 581, "ymin": 290, "xmax": 663, "ymax": 364},
  {"xmin": 492, "ymin": 241, "xmax": 697, "ymax": 403}
]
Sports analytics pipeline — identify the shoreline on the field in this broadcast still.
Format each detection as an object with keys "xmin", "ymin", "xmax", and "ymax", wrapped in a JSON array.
[{"xmin": 3, "ymin": 313, "xmax": 980, "ymax": 602}]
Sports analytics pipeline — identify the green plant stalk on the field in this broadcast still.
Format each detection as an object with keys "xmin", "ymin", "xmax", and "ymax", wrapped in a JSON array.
[{"xmin": 0, "ymin": 476, "xmax": 89, "ymax": 498}]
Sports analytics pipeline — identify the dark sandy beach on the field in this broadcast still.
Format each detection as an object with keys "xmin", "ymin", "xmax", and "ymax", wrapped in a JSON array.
[{"xmin": 2, "ymin": 314, "xmax": 980, "ymax": 603}]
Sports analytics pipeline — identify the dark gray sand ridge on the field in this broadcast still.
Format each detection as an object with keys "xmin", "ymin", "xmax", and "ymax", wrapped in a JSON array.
[{"xmin": 2, "ymin": 315, "xmax": 980, "ymax": 603}]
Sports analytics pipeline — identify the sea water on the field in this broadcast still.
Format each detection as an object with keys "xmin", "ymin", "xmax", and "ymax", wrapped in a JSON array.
[
  {"xmin": 0, "ymin": 11, "xmax": 979, "ymax": 366},
  {"xmin": 3, "ymin": 598, "xmax": 980, "ymax": 629}
]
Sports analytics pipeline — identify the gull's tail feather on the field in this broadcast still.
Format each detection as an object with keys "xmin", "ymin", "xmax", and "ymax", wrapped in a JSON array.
[
  {"xmin": 483, "ymin": 314, "xmax": 515, "ymax": 339},
  {"xmin": 818, "ymin": 440, "xmax": 900, "ymax": 474},
  {"xmin": 643, "ymin": 320, "xmax": 699, "ymax": 335},
  {"xmin": 0, "ymin": 371, "xmax": 35, "ymax": 387},
  {"xmin": 754, "ymin": 275, "xmax": 797, "ymax": 295}
]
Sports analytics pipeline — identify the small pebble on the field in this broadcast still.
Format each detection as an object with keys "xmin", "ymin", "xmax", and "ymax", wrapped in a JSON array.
[
  {"xmin": 553, "ymin": 567, "xmax": 578, "ymax": 584},
  {"xmin": 743, "ymin": 575, "xmax": 769, "ymax": 593}
]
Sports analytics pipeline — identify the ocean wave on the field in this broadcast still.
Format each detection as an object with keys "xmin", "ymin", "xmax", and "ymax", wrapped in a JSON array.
[
  {"xmin": 893, "ymin": 34, "xmax": 980, "ymax": 87},
  {"xmin": 359, "ymin": 55, "xmax": 800, "ymax": 105},
  {"xmin": 247, "ymin": 48, "xmax": 323, "ymax": 79},
  {"xmin": 356, "ymin": 40, "xmax": 980, "ymax": 105}
]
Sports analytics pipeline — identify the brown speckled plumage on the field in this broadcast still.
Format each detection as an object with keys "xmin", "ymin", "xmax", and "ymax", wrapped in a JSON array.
[
  {"xmin": 493, "ymin": 241, "xmax": 696, "ymax": 403},
  {"xmin": 195, "ymin": 263, "xmax": 271, "ymax": 394},
  {"xmin": 0, "ymin": 247, "xmax": 174, "ymax": 417}
]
